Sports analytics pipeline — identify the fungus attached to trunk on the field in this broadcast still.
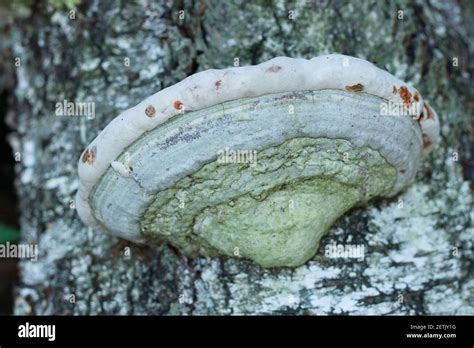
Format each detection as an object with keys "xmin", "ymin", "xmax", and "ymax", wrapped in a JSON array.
[{"xmin": 76, "ymin": 54, "xmax": 440, "ymax": 268}]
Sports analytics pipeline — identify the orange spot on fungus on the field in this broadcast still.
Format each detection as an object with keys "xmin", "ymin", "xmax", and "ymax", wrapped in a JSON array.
[
  {"xmin": 82, "ymin": 146, "xmax": 97, "ymax": 165},
  {"xmin": 174, "ymin": 100, "xmax": 184, "ymax": 110},
  {"xmin": 398, "ymin": 86, "xmax": 412, "ymax": 107},
  {"xmin": 424, "ymin": 102, "xmax": 435, "ymax": 120},
  {"xmin": 145, "ymin": 105, "xmax": 156, "ymax": 118},
  {"xmin": 345, "ymin": 83, "xmax": 364, "ymax": 92},
  {"xmin": 266, "ymin": 65, "xmax": 282, "ymax": 73}
]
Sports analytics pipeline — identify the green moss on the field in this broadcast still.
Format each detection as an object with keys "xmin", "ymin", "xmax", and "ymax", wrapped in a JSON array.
[{"xmin": 141, "ymin": 137, "xmax": 397, "ymax": 267}]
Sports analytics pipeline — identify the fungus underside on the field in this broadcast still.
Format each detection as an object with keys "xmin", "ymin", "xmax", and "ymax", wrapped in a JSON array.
[{"xmin": 90, "ymin": 89, "xmax": 411, "ymax": 267}]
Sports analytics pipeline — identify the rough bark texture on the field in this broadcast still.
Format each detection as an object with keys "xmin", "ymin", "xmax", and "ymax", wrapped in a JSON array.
[{"xmin": 3, "ymin": 0, "xmax": 473, "ymax": 315}]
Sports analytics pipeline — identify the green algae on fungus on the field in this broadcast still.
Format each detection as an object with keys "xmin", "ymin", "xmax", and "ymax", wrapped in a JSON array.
[
  {"xmin": 76, "ymin": 54, "xmax": 440, "ymax": 267},
  {"xmin": 141, "ymin": 138, "xmax": 396, "ymax": 267}
]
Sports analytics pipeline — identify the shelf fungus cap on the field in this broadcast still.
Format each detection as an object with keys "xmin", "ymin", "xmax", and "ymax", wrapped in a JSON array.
[{"xmin": 76, "ymin": 54, "xmax": 440, "ymax": 268}]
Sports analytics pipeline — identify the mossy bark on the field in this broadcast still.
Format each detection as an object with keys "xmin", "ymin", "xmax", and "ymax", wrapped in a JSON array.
[{"xmin": 3, "ymin": 0, "xmax": 473, "ymax": 314}]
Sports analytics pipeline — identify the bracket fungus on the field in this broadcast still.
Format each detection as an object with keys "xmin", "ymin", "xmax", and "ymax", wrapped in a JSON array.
[{"xmin": 76, "ymin": 54, "xmax": 440, "ymax": 268}]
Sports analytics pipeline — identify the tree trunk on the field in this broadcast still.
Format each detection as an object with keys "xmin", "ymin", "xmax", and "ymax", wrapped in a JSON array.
[{"xmin": 4, "ymin": 0, "xmax": 473, "ymax": 315}]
